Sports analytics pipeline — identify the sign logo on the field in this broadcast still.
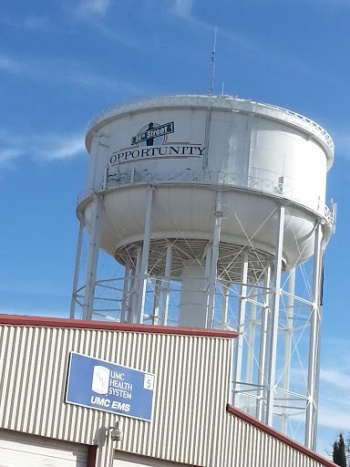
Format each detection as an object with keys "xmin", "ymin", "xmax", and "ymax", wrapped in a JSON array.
[
  {"xmin": 66, "ymin": 352, "xmax": 155, "ymax": 422},
  {"xmin": 131, "ymin": 121, "xmax": 174, "ymax": 146},
  {"xmin": 92, "ymin": 366, "xmax": 110, "ymax": 394},
  {"xmin": 109, "ymin": 119, "xmax": 205, "ymax": 167}
]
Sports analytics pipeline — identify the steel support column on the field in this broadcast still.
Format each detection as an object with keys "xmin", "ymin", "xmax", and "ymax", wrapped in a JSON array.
[
  {"xmin": 120, "ymin": 262, "xmax": 132, "ymax": 322},
  {"xmin": 220, "ymin": 283, "xmax": 229, "ymax": 330},
  {"xmin": 256, "ymin": 265, "xmax": 272, "ymax": 421},
  {"xmin": 207, "ymin": 190, "xmax": 223, "ymax": 328},
  {"xmin": 152, "ymin": 279, "xmax": 161, "ymax": 324},
  {"xmin": 245, "ymin": 298, "xmax": 257, "ymax": 411},
  {"xmin": 135, "ymin": 186, "xmax": 154, "ymax": 323},
  {"xmin": 82, "ymin": 194, "xmax": 103, "ymax": 320},
  {"xmin": 232, "ymin": 252, "xmax": 249, "ymax": 407},
  {"xmin": 266, "ymin": 205, "xmax": 285, "ymax": 426},
  {"xmin": 305, "ymin": 222, "xmax": 323, "ymax": 450},
  {"xmin": 70, "ymin": 214, "xmax": 84, "ymax": 319},
  {"xmin": 281, "ymin": 267, "xmax": 296, "ymax": 434},
  {"xmin": 160, "ymin": 242, "xmax": 172, "ymax": 326},
  {"xmin": 130, "ymin": 248, "xmax": 142, "ymax": 323}
]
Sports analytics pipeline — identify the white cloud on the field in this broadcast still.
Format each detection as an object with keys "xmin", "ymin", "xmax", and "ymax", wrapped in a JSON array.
[
  {"xmin": 174, "ymin": 0, "xmax": 194, "ymax": 17},
  {"xmin": 0, "ymin": 55, "xmax": 23, "ymax": 74},
  {"xmin": 22, "ymin": 15, "xmax": 51, "ymax": 30},
  {"xmin": 0, "ymin": 128, "xmax": 23, "ymax": 168},
  {"xmin": 0, "ymin": 148, "xmax": 22, "ymax": 168},
  {"xmin": 0, "ymin": 129, "xmax": 86, "ymax": 170},
  {"xmin": 317, "ymin": 339, "xmax": 350, "ymax": 435},
  {"xmin": 36, "ymin": 134, "xmax": 86, "ymax": 161},
  {"xmin": 77, "ymin": 0, "xmax": 111, "ymax": 17},
  {"xmin": 320, "ymin": 368, "xmax": 350, "ymax": 391},
  {"xmin": 4, "ymin": 15, "xmax": 51, "ymax": 31},
  {"xmin": 318, "ymin": 405, "xmax": 350, "ymax": 431},
  {"xmin": 68, "ymin": 69, "xmax": 131, "ymax": 92},
  {"xmin": 0, "ymin": 53, "xmax": 142, "ymax": 95}
]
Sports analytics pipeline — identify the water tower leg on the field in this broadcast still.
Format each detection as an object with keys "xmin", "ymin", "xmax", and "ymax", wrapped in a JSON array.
[
  {"xmin": 70, "ymin": 214, "xmax": 84, "ymax": 319},
  {"xmin": 220, "ymin": 283, "xmax": 229, "ymax": 330},
  {"xmin": 82, "ymin": 194, "xmax": 103, "ymax": 320},
  {"xmin": 266, "ymin": 205, "xmax": 285, "ymax": 426},
  {"xmin": 120, "ymin": 262, "xmax": 131, "ymax": 322},
  {"xmin": 207, "ymin": 190, "xmax": 223, "ymax": 328},
  {"xmin": 205, "ymin": 243, "xmax": 212, "ymax": 285},
  {"xmin": 280, "ymin": 267, "xmax": 295, "ymax": 434},
  {"xmin": 127, "ymin": 265, "xmax": 137, "ymax": 322},
  {"xmin": 130, "ymin": 247, "xmax": 142, "ymax": 323},
  {"xmin": 152, "ymin": 279, "xmax": 161, "ymax": 324},
  {"xmin": 245, "ymin": 298, "xmax": 257, "ymax": 412},
  {"xmin": 232, "ymin": 252, "xmax": 249, "ymax": 407},
  {"xmin": 134, "ymin": 186, "xmax": 154, "ymax": 323},
  {"xmin": 256, "ymin": 264, "xmax": 272, "ymax": 421},
  {"xmin": 87, "ymin": 134, "xmax": 100, "ymax": 193},
  {"xmin": 160, "ymin": 242, "xmax": 172, "ymax": 326},
  {"xmin": 305, "ymin": 222, "xmax": 323, "ymax": 450}
]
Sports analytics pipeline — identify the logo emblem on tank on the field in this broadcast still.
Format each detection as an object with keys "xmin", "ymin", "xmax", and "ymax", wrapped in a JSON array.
[
  {"xmin": 131, "ymin": 121, "xmax": 174, "ymax": 146},
  {"xmin": 109, "ymin": 119, "xmax": 205, "ymax": 167}
]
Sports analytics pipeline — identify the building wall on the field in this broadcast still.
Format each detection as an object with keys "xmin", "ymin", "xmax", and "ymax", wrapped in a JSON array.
[
  {"xmin": 0, "ymin": 316, "xmax": 336, "ymax": 467},
  {"xmin": 0, "ymin": 318, "xmax": 233, "ymax": 466},
  {"xmin": 0, "ymin": 429, "xmax": 90, "ymax": 467},
  {"xmin": 225, "ymin": 406, "xmax": 334, "ymax": 467}
]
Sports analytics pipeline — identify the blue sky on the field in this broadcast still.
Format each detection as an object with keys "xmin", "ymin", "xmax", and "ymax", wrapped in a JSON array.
[{"xmin": 1, "ymin": 0, "xmax": 350, "ymax": 456}]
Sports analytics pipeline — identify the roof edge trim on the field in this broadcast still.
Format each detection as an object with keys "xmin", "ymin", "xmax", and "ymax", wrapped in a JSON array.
[
  {"xmin": 226, "ymin": 404, "xmax": 336, "ymax": 466},
  {"xmin": 0, "ymin": 314, "xmax": 237, "ymax": 338}
]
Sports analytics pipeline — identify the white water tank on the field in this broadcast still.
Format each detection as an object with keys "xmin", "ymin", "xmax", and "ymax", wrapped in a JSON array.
[{"xmin": 80, "ymin": 95, "xmax": 334, "ymax": 273}]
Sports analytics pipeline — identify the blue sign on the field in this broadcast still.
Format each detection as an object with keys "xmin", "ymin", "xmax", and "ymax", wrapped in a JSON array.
[{"xmin": 66, "ymin": 352, "xmax": 155, "ymax": 422}]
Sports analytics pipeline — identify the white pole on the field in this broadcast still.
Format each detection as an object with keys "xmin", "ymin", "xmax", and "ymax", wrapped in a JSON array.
[
  {"xmin": 280, "ymin": 267, "xmax": 295, "ymax": 434},
  {"xmin": 135, "ymin": 186, "xmax": 154, "ymax": 323},
  {"xmin": 220, "ymin": 283, "xmax": 229, "ymax": 330},
  {"xmin": 130, "ymin": 248, "xmax": 142, "ymax": 323},
  {"xmin": 161, "ymin": 242, "xmax": 172, "ymax": 326},
  {"xmin": 256, "ymin": 265, "xmax": 272, "ymax": 421},
  {"xmin": 120, "ymin": 262, "xmax": 131, "ymax": 322},
  {"xmin": 266, "ymin": 205, "xmax": 285, "ymax": 426},
  {"xmin": 232, "ymin": 252, "xmax": 249, "ymax": 407},
  {"xmin": 305, "ymin": 223, "xmax": 323, "ymax": 450},
  {"xmin": 152, "ymin": 279, "xmax": 161, "ymax": 325},
  {"xmin": 87, "ymin": 133, "xmax": 108, "ymax": 193},
  {"xmin": 82, "ymin": 194, "xmax": 103, "ymax": 320},
  {"xmin": 207, "ymin": 190, "xmax": 223, "ymax": 328},
  {"xmin": 70, "ymin": 214, "xmax": 84, "ymax": 319},
  {"xmin": 80, "ymin": 131, "xmax": 108, "ymax": 320},
  {"xmin": 245, "ymin": 298, "xmax": 257, "ymax": 411}
]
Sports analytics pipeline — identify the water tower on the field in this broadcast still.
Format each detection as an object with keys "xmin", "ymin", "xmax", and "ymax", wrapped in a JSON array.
[{"xmin": 70, "ymin": 95, "xmax": 335, "ymax": 449}]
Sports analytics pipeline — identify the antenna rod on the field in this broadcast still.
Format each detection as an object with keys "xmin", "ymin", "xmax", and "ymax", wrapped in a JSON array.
[
  {"xmin": 208, "ymin": 27, "xmax": 217, "ymax": 96},
  {"xmin": 203, "ymin": 27, "xmax": 217, "ymax": 174}
]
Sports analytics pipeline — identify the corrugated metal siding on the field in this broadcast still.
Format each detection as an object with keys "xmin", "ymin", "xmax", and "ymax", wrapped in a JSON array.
[
  {"xmin": 0, "ymin": 325, "xmax": 232, "ymax": 466},
  {"xmin": 0, "ymin": 323, "xmax": 334, "ymax": 467},
  {"xmin": 224, "ymin": 413, "xmax": 331, "ymax": 467}
]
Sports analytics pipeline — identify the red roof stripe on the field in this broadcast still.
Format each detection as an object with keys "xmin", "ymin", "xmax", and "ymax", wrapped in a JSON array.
[
  {"xmin": 226, "ymin": 404, "xmax": 337, "ymax": 466},
  {"xmin": 0, "ymin": 314, "xmax": 237, "ymax": 339}
]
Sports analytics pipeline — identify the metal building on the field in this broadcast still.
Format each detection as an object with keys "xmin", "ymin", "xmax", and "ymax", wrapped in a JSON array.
[
  {"xmin": 0, "ymin": 315, "xmax": 338, "ymax": 467},
  {"xmin": 70, "ymin": 95, "xmax": 335, "ymax": 448}
]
